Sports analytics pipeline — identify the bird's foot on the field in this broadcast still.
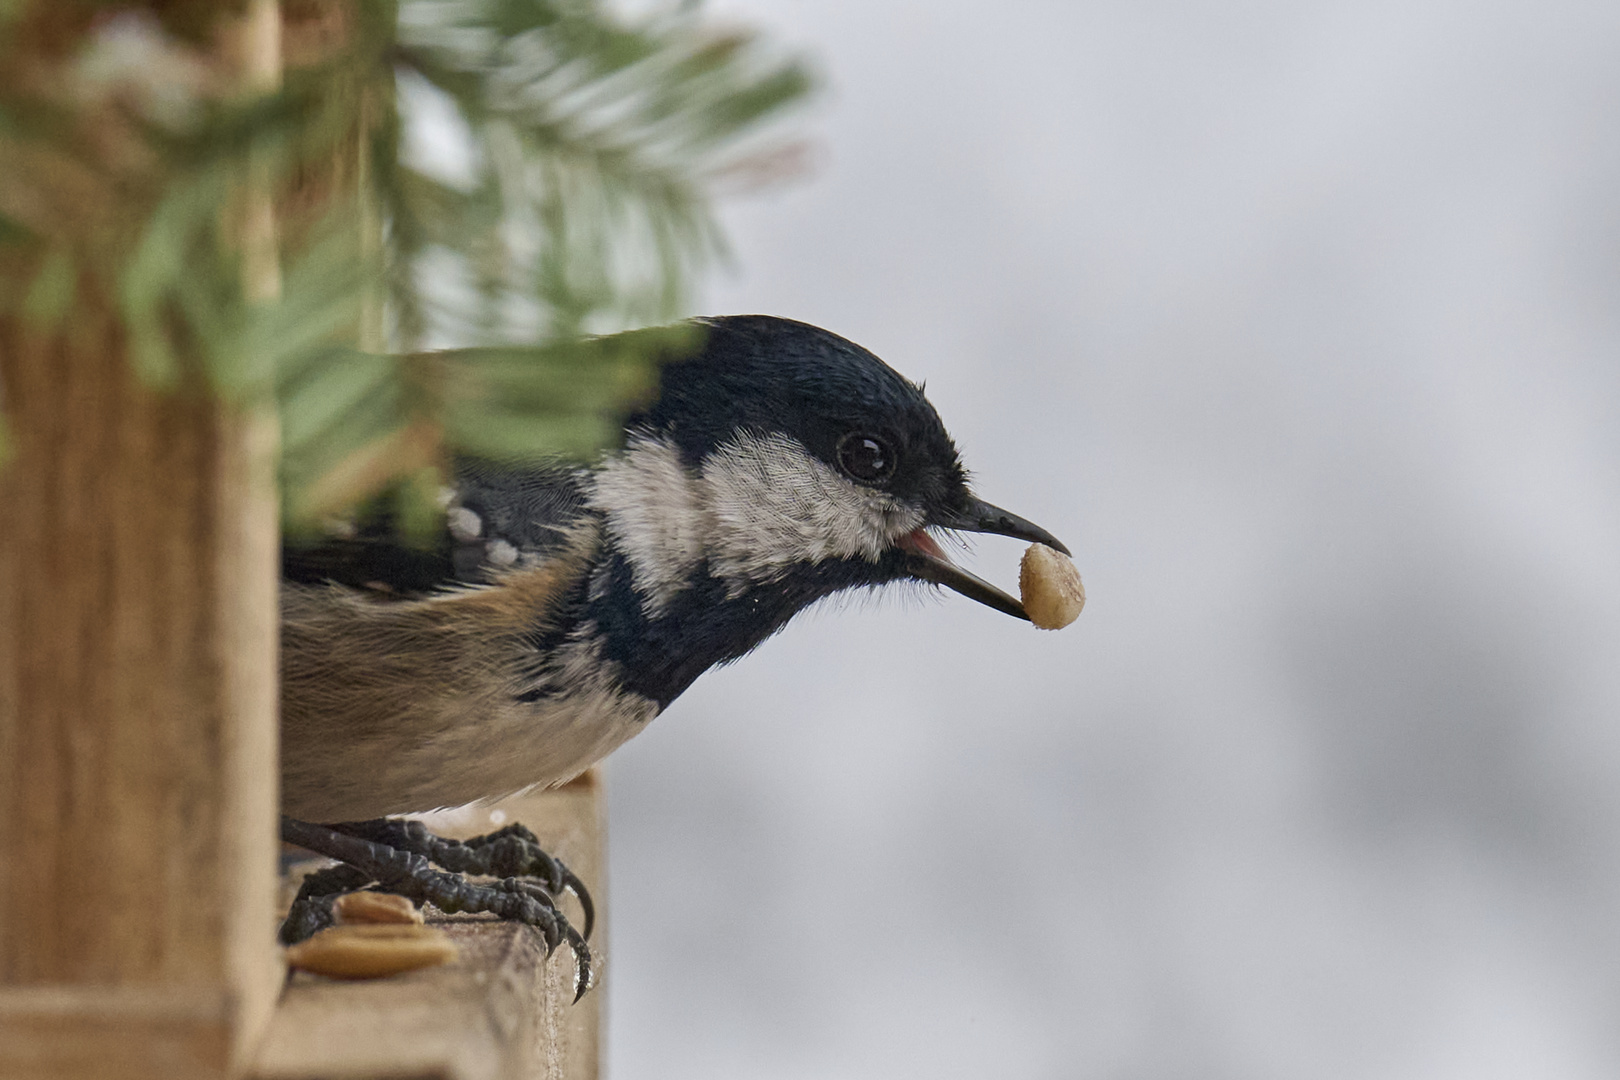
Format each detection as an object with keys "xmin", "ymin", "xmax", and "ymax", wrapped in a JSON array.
[{"xmin": 279, "ymin": 815, "xmax": 595, "ymax": 1000}]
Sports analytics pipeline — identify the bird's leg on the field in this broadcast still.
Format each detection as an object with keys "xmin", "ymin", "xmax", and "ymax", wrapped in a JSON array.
[
  {"xmin": 279, "ymin": 816, "xmax": 595, "ymax": 1000},
  {"xmin": 325, "ymin": 818, "xmax": 595, "ymax": 940}
]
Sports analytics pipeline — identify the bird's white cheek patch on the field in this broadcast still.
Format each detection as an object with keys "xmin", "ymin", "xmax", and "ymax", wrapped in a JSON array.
[
  {"xmin": 588, "ymin": 436, "xmax": 707, "ymax": 615},
  {"xmin": 700, "ymin": 431, "xmax": 922, "ymax": 590}
]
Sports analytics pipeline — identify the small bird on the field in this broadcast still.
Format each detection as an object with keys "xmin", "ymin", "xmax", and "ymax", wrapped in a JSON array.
[{"xmin": 277, "ymin": 315, "xmax": 1068, "ymax": 994}]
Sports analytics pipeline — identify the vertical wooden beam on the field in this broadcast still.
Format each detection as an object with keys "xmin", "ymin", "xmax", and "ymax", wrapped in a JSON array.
[
  {"xmin": 0, "ymin": 317, "xmax": 282, "ymax": 1080},
  {"xmin": 0, "ymin": 4, "xmax": 284, "ymax": 1077}
]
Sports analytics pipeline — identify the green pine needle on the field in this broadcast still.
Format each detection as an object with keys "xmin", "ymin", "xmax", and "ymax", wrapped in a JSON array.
[{"xmin": 2, "ymin": 0, "xmax": 813, "ymax": 524}]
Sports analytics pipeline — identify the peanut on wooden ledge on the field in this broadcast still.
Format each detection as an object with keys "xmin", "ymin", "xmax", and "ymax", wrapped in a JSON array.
[
  {"xmin": 333, "ymin": 890, "xmax": 424, "ymax": 926},
  {"xmin": 284, "ymin": 923, "xmax": 458, "ymax": 980},
  {"xmin": 1019, "ymin": 543, "xmax": 1085, "ymax": 630}
]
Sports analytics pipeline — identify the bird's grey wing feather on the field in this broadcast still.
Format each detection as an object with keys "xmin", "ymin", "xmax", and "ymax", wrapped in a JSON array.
[
  {"xmin": 449, "ymin": 460, "xmax": 589, "ymax": 580},
  {"xmin": 281, "ymin": 460, "xmax": 588, "ymax": 595}
]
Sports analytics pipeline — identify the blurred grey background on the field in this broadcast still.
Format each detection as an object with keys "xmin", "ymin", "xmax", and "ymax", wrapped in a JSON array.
[{"xmin": 599, "ymin": 1, "xmax": 1620, "ymax": 1076}]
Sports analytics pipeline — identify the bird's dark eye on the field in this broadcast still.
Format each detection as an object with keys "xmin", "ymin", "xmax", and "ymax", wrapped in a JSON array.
[{"xmin": 836, "ymin": 433, "xmax": 896, "ymax": 484}]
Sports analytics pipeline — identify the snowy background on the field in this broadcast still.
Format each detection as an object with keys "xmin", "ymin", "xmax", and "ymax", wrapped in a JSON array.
[{"xmin": 601, "ymin": 1, "xmax": 1620, "ymax": 1077}]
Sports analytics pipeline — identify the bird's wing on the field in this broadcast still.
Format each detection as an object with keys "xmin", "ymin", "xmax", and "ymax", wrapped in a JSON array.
[{"xmin": 281, "ymin": 461, "xmax": 589, "ymax": 596}]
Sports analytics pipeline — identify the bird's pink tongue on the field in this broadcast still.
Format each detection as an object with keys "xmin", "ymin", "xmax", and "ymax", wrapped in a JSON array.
[{"xmin": 898, "ymin": 529, "xmax": 948, "ymax": 562}]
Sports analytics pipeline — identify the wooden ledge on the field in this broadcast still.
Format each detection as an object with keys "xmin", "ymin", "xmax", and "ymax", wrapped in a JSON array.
[{"xmin": 252, "ymin": 774, "xmax": 604, "ymax": 1080}]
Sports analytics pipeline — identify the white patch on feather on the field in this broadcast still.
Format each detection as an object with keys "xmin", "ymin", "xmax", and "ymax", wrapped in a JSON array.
[
  {"xmin": 446, "ymin": 506, "xmax": 482, "ymax": 541},
  {"xmin": 700, "ymin": 431, "xmax": 922, "ymax": 592},
  {"xmin": 587, "ymin": 436, "xmax": 707, "ymax": 614},
  {"xmin": 486, "ymin": 539, "xmax": 519, "ymax": 568}
]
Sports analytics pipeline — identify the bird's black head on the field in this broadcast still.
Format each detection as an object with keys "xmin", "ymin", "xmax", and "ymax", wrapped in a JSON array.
[
  {"xmin": 585, "ymin": 316, "xmax": 1067, "ymax": 704},
  {"xmin": 641, "ymin": 315, "xmax": 969, "ymax": 523}
]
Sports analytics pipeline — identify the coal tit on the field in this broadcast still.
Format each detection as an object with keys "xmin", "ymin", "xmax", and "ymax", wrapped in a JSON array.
[{"xmin": 277, "ymin": 315, "xmax": 1069, "ymax": 993}]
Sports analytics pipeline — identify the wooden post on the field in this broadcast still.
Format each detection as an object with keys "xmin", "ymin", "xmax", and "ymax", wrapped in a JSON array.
[
  {"xmin": 0, "ymin": 4, "xmax": 284, "ymax": 1077},
  {"xmin": 0, "ymin": 315, "xmax": 282, "ymax": 1080}
]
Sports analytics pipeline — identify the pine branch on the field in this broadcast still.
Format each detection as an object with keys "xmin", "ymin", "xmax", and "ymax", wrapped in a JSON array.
[{"xmin": 0, "ymin": 0, "xmax": 814, "ymax": 522}]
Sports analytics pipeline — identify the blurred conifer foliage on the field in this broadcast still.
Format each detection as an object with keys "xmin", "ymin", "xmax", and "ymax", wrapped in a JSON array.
[{"xmin": 0, "ymin": 0, "xmax": 812, "ymax": 525}]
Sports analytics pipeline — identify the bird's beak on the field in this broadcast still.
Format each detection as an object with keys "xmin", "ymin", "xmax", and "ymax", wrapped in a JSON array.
[{"xmin": 896, "ymin": 496, "xmax": 1070, "ymax": 621}]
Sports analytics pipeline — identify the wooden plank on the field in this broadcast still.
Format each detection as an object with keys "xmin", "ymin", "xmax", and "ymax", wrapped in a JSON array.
[
  {"xmin": 0, "ymin": 5, "xmax": 285, "ymax": 1073},
  {"xmin": 252, "ymin": 772, "xmax": 605, "ymax": 1080},
  {"xmin": 0, "ymin": 987, "xmax": 235, "ymax": 1080},
  {"xmin": 0, "ymin": 313, "xmax": 282, "ymax": 1077}
]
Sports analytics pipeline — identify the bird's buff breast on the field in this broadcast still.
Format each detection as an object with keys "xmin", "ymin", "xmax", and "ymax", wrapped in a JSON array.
[
  {"xmin": 278, "ymin": 540, "xmax": 658, "ymax": 822},
  {"xmin": 285, "ymin": 671, "xmax": 655, "ymax": 823}
]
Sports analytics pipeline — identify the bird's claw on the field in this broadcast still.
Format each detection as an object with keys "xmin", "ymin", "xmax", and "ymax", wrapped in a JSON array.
[
  {"xmin": 323, "ymin": 818, "xmax": 596, "ymax": 940},
  {"xmin": 279, "ymin": 816, "xmax": 595, "ymax": 1000}
]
